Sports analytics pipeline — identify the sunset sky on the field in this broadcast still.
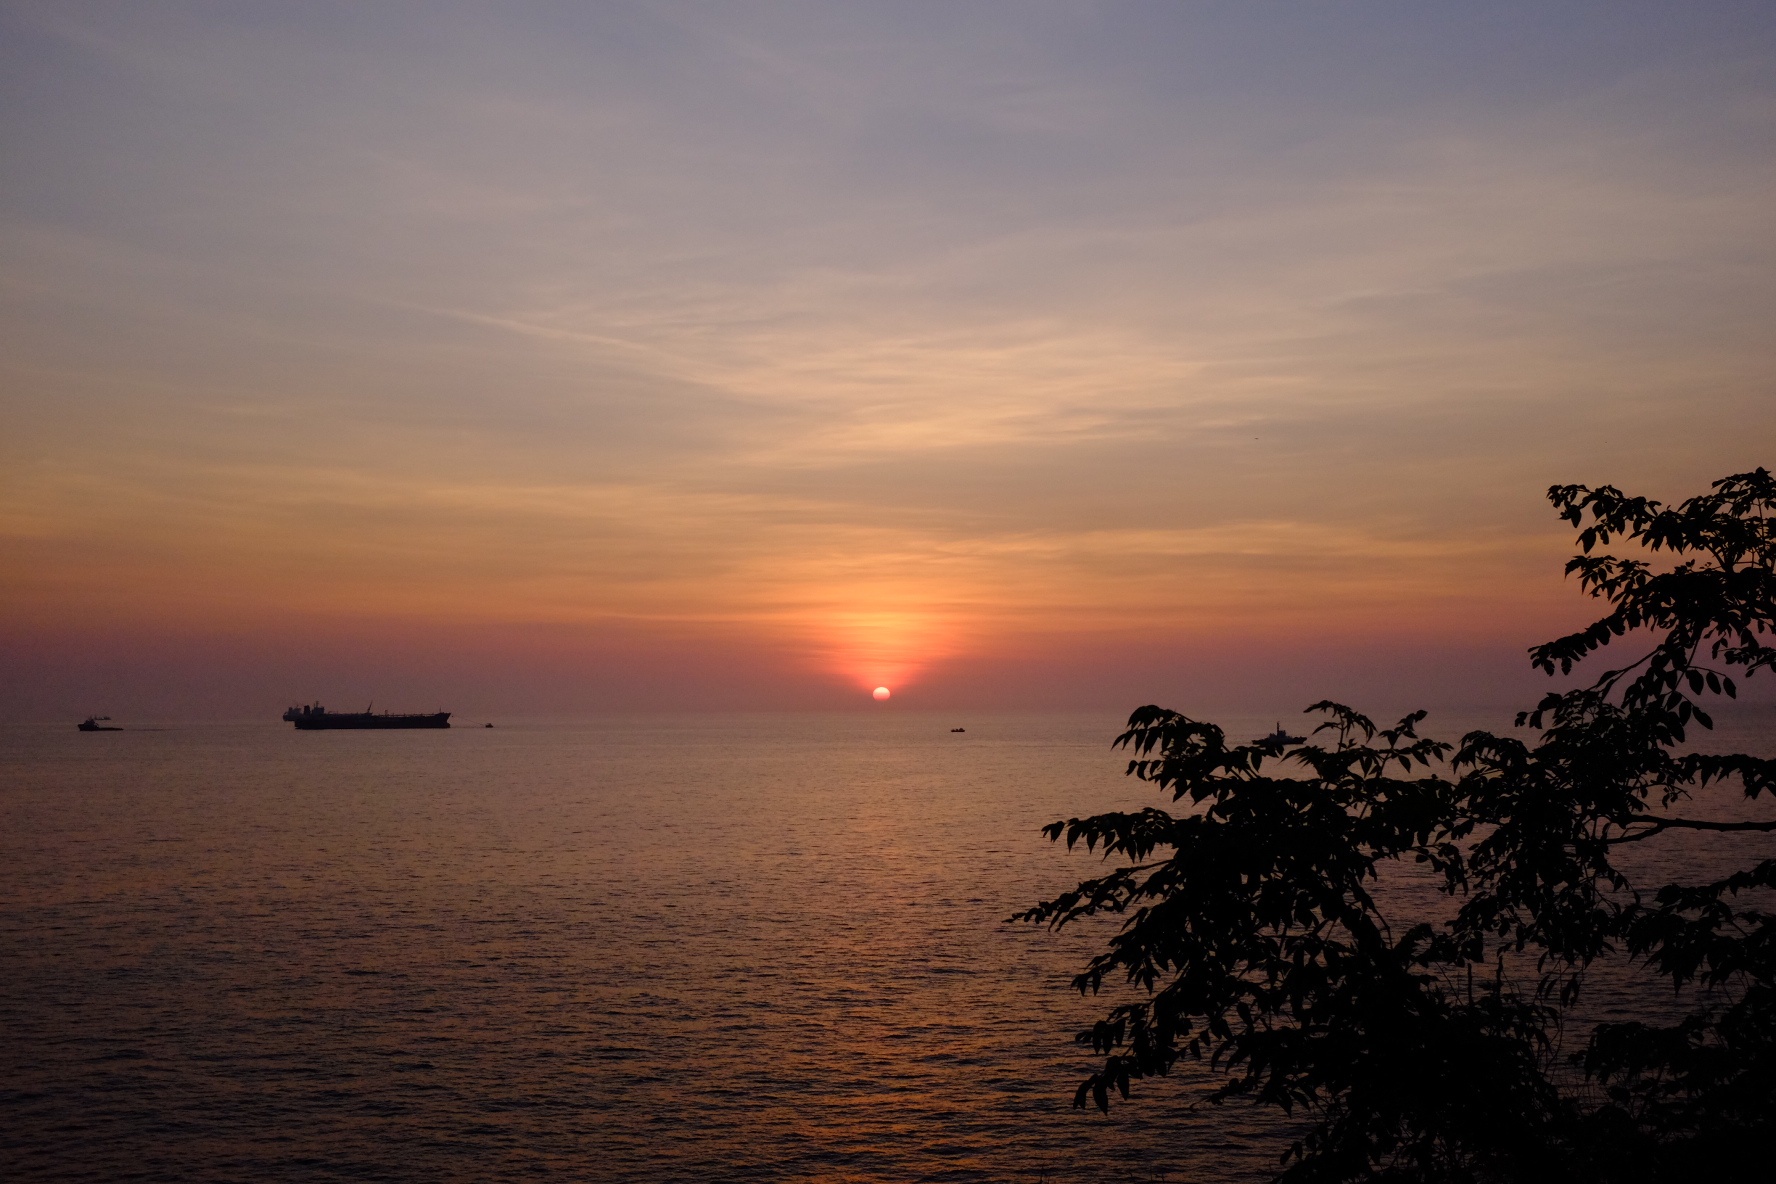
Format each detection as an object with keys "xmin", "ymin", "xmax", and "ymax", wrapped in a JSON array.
[{"xmin": 4, "ymin": 2, "xmax": 1774, "ymax": 718}]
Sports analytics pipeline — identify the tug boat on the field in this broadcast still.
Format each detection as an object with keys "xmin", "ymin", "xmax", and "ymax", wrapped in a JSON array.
[
  {"xmin": 1263, "ymin": 721, "xmax": 1306, "ymax": 745},
  {"xmin": 77, "ymin": 716, "xmax": 122, "ymax": 732}
]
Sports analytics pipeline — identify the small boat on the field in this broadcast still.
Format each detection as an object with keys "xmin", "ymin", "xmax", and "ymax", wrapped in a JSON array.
[
  {"xmin": 77, "ymin": 716, "xmax": 122, "ymax": 732},
  {"xmin": 1263, "ymin": 721, "xmax": 1305, "ymax": 745},
  {"xmin": 951, "ymin": 727, "xmax": 966, "ymax": 732}
]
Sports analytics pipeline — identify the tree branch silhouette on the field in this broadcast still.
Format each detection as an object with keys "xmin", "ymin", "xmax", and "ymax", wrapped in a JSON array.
[{"xmin": 1018, "ymin": 468, "xmax": 1776, "ymax": 1183}]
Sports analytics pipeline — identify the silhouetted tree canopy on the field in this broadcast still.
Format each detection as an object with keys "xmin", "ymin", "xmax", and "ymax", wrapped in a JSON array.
[{"xmin": 1018, "ymin": 469, "xmax": 1776, "ymax": 1183}]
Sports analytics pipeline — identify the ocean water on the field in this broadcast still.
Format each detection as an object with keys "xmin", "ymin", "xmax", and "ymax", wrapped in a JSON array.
[{"xmin": 2, "ymin": 708, "xmax": 1771, "ymax": 1183}]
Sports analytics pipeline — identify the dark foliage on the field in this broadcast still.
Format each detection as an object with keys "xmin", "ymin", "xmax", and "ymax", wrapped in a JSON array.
[{"xmin": 1017, "ymin": 470, "xmax": 1776, "ymax": 1182}]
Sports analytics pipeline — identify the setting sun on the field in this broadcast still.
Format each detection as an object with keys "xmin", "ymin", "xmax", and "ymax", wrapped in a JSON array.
[{"xmin": 872, "ymin": 687, "xmax": 891, "ymax": 701}]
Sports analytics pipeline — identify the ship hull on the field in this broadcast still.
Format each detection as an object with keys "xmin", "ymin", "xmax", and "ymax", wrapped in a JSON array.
[{"xmin": 292, "ymin": 712, "xmax": 451, "ymax": 730}]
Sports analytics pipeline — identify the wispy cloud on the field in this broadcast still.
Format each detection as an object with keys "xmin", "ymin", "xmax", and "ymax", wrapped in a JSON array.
[{"xmin": 3, "ymin": 2, "xmax": 1773, "ymax": 709}]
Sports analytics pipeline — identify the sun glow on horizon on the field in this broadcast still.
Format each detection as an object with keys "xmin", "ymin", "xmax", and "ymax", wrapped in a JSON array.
[
  {"xmin": 3, "ymin": 6, "xmax": 1772, "ymax": 720},
  {"xmin": 805, "ymin": 607, "xmax": 957, "ymax": 700}
]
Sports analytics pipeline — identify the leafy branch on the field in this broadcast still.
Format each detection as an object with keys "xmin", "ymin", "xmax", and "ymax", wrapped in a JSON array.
[{"xmin": 1016, "ymin": 469, "xmax": 1776, "ymax": 1182}]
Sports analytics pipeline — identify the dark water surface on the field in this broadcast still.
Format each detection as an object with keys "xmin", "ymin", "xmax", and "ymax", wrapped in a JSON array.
[
  {"xmin": 3, "ymin": 709, "xmax": 1771, "ymax": 1182},
  {"xmin": 2, "ymin": 713, "xmax": 1258, "ymax": 1183}
]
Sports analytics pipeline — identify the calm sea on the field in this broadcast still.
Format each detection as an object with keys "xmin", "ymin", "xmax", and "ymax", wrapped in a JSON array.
[{"xmin": 3, "ymin": 709, "xmax": 1771, "ymax": 1182}]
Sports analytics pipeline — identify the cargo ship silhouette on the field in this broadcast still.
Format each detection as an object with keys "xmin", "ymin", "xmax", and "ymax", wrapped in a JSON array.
[{"xmin": 283, "ymin": 703, "xmax": 451, "ymax": 730}]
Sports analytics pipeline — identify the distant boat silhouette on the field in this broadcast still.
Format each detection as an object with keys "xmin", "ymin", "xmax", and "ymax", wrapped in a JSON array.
[
  {"xmin": 77, "ymin": 716, "xmax": 121, "ymax": 732},
  {"xmin": 1263, "ymin": 721, "xmax": 1306, "ymax": 745},
  {"xmin": 951, "ymin": 727, "xmax": 966, "ymax": 732},
  {"xmin": 282, "ymin": 702, "xmax": 450, "ymax": 730}
]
